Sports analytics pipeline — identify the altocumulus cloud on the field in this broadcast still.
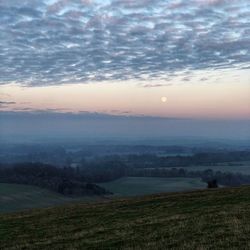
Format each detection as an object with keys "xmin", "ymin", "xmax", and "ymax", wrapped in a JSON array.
[{"xmin": 0, "ymin": 0, "xmax": 249, "ymax": 86}]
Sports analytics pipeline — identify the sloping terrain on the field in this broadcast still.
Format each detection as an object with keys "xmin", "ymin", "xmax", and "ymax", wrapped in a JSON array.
[
  {"xmin": 99, "ymin": 177, "xmax": 206, "ymax": 196},
  {"xmin": 0, "ymin": 183, "xmax": 100, "ymax": 213},
  {"xmin": 1, "ymin": 186, "xmax": 250, "ymax": 249}
]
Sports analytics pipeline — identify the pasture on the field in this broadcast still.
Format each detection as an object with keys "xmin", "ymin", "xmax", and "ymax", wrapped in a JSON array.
[
  {"xmin": 179, "ymin": 161, "xmax": 250, "ymax": 174},
  {"xmin": 0, "ymin": 183, "xmax": 97, "ymax": 213},
  {"xmin": 0, "ymin": 177, "xmax": 207, "ymax": 212},
  {"xmin": 100, "ymin": 177, "xmax": 206, "ymax": 197}
]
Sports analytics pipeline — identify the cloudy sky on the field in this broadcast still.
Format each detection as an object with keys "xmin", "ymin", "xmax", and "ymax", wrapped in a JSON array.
[{"xmin": 0, "ymin": 0, "xmax": 250, "ymax": 141}]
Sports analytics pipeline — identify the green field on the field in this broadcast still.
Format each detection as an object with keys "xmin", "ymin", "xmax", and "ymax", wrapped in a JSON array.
[
  {"xmin": 177, "ymin": 162, "xmax": 250, "ymax": 174},
  {"xmin": 0, "ymin": 183, "xmax": 99, "ymax": 213},
  {"xmin": 100, "ymin": 177, "xmax": 206, "ymax": 196},
  {"xmin": 0, "ymin": 178, "xmax": 206, "ymax": 213},
  {"xmin": 157, "ymin": 153, "xmax": 194, "ymax": 157},
  {"xmin": 1, "ymin": 186, "xmax": 250, "ymax": 249}
]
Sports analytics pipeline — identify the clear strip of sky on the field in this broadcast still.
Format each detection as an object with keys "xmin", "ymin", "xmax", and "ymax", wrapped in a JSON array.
[{"xmin": 1, "ymin": 69, "xmax": 249, "ymax": 120}]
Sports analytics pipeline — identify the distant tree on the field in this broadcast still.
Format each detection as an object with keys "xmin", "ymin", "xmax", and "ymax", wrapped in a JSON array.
[
  {"xmin": 0, "ymin": 163, "xmax": 111, "ymax": 196},
  {"xmin": 207, "ymin": 179, "xmax": 218, "ymax": 188}
]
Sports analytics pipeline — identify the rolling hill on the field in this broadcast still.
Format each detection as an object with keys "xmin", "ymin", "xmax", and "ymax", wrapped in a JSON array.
[
  {"xmin": 0, "ymin": 183, "xmax": 100, "ymax": 213},
  {"xmin": 99, "ymin": 177, "xmax": 206, "ymax": 197},
  {"xmin": 0, "ymin": 177, "xmax": 206, "ymax": 213},
  {"xmin": 1, "ymin": 186, "xmax": 250, "ymax": 249}
]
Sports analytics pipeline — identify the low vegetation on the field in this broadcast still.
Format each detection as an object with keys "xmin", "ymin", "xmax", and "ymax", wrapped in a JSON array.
[
  {"xmin": 0, "ymin": 163, "xmax": 111, "ymax": 196},
  {"xmin": 1, "ymin": 151, "xmax": 250, "ymax": 199},
  {"xmin": 0, "ymin": 183, "xmax": 101, "ymax": 213},
  {"xmin": 0, "ymin": 177, "xmax": 206, "ymax": 213},
  {"xmin": 99, "ymin": 177, "xmax": 206, "ymax": 196},
  {"xmin": 1, "ymin": 186, "xmax": 250, "ymax": 249}
]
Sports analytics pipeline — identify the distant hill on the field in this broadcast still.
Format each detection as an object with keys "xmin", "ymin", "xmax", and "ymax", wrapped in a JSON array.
[{"xmin": 1, "ymin": 186, "xmax": 250, "ymax": 249}]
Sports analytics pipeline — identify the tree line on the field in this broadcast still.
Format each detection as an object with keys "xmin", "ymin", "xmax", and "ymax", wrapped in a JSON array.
[
  {"xmin": 1, "ymin": 150, "xmax": 250, "ymax": 194},
  {"xmin": 0, "ymin": 163, "xmax": 111, "ymax": 196}
]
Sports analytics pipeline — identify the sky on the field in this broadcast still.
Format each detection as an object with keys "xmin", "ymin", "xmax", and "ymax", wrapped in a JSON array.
[{"xmin": 0, "ymin": 0, "xmax": 250, "ymax": 141}]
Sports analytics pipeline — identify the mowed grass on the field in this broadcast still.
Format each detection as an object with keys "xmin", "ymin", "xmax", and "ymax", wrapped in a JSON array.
[
  {"xmin": 1, "ymin": 186, "xmax": 250, "ymax": 249},
  {"xmin": 0, "ymin": 183, "xmax": 99, "ymax": 213},
  {"xmin": 99, "ymin": 177, "xmax": 206, "ymax": 197}
]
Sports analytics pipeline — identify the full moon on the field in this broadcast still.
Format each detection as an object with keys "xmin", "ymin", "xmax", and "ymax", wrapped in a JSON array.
[{"xmin": 161, "ymin": 96, "xmax": 167, "ymax": 103}]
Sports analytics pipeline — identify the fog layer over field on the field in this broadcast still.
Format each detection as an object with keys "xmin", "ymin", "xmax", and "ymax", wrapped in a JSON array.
[{"xmin": 1, "ymin": 111, "xmax": 249, "ymax": 143}]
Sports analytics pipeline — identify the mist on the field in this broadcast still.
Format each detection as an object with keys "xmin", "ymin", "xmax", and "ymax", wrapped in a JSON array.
[{"xmin": 1, "ymin": 111, "xmax": 249, "ymax": 144}]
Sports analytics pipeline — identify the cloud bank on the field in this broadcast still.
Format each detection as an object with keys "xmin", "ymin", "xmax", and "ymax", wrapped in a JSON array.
[{"xmin": 0, "ymin": 0, "xmax": 249, "ymax": 86}]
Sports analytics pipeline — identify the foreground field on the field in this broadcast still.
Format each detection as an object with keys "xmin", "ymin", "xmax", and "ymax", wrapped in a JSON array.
[
  {"xmin": 1, "ymin": 186, "xmax": 250, "ymax": 249},
  {"xmin": 0, "ymin": 183, "xmax": 98, "ymax": 213},
  {"xmin": 100, "ymin": 177, "xmax": 206, "ymax": 196}
]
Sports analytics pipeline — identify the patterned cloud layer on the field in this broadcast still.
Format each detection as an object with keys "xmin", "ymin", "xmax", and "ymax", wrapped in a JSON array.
[{"xmin": 0, "ymin": 0, "xmax": 249, "ymax": 86}]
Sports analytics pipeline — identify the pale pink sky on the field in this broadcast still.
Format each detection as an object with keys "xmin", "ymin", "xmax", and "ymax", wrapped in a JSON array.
[{"xmin": 1, "ymin": 68, "xmax": 250, "ymax": 120}]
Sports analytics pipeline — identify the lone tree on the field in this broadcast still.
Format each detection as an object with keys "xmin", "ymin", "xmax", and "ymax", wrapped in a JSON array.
[{"xmin": 207, "ymin": 179, "xmax": 218, "ymax": 188}]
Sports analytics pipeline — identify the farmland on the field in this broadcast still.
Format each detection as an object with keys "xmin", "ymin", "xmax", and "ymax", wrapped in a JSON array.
[
  {"xmin": 176, "ymin": 161, "xmax": 250, "ymax": 174},
  {"xmin": 0, "ymin": 183, "xmax": 98, "ymax": 213},
  {"xmin": 0, "ymin": 177, "xmax": 206, "ymax": 213},
  {"xmin": 99, "ymin": 177, "xmax": 206, "ymax": 196}
]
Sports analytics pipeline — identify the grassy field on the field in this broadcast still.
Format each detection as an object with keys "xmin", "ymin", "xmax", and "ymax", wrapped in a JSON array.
[
  {"xmin": 0, "ymin": 178, "xmax": 206, "ymax": 213},
  {"xmin": 0, "ymin": 183, "xmax": 99, "ymax": 213},
  {"xmin": 177, "ymin": 161, "xmax": 250, "ymax": 174},
  {"xmin": 1, "ymin": 186, "xmax": 250, "ymax": 249},
  {"xmin": 99, "ymin": 177, "xmax": 206, "ymax": 197},
  {"xmin": 1, "ymin": 163, "xmax": 247, "ymax": 214}
]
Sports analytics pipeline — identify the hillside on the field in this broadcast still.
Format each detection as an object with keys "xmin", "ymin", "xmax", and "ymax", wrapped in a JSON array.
[
  {"xmin": 1, "ymin": 186, "xmax": 250, "ymax": 249},
  {"xmin": 0, "ymin": 183, "xmax": 100, "ymax": 213},
  {"xmin": 99, "ymin": 177, "xmax": 206, "ymax": 196}
]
